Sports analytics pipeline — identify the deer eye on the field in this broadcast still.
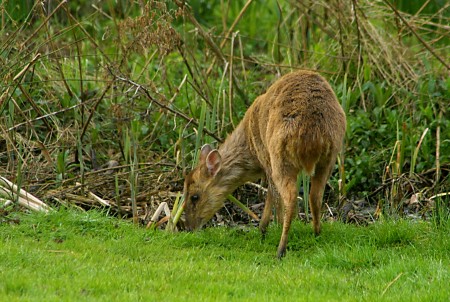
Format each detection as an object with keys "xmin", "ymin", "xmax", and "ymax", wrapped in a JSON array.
[{"xmin": 191, "ymin": 194, "xmax": 199, "ymax": 203}]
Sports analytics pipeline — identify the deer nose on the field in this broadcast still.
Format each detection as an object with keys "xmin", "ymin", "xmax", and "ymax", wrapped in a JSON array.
[
  {"xmin": 184, "ymin": 219, "xmax": 195, "ymax": 232},
  {"xmin": 184, "ymin": 217, "xmax": 201, "ymax": 232}
]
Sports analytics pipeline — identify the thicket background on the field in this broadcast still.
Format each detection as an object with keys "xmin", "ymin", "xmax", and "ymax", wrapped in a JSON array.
[{"xmin": 0, "ymin": 0, "xmax": 449, "ymax": 225}]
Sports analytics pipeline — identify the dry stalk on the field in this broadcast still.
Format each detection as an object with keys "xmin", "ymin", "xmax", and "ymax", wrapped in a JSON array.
[
  {"xmin": 21, "ymin": 1, "xmax": 67, "ymax": 49},
  {"xmin": 75, "ymin": 182, "xmax": 111, "ymax": 207},
  {"xmin": 109, "ymin": 68, "xmax": 222, "ymax": 142},
  {"xmin": 17, "ymin": 83, "xmax": 52, "ymax": 132},
  {"xmin": 146, "ymin": 201, "xmax": 171, "ymax": 229},
  {"xmin": 435, "ymin": 110, "xmax": 442, "ymax": 183},
  {"xmin": 7, "ymin": 98, "xmax": 95, "ymax": 132},
  {"xmin": 175, "ymin": 0, "xmax": 248, "ymax": 104},
  {"xmin": 38, "ymin": 3, "xmax": 75, "ymax": 100},
  {"xmin": 382, "ymin": 272, "xmax": 404, "ymax": 296},
  {"xmin": 0, "ymin": 176, "xmax": 51, "ymax": 212},
  {"xmin": 61, "ymin": 3, "xmax": 112, "ymax": 64},
  {"xmin": 228, "ymin": 32, "xmax": 237, "ymax": 128},
  {"xmin": 205, "ymin": 0, "xmax": 254, "ymax": 76},
  {"xmin": 383, "ymin": 0, "xmax": 450, "ymax": 70},
  {"xmin": 80, "ymin": 81, "xmax": 113, "ymax": 141}
]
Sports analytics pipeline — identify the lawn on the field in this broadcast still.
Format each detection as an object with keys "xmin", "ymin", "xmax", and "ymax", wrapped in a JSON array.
[{"xmin": 1, "ymin": 209, "xmax": 449, "ymax": 301}]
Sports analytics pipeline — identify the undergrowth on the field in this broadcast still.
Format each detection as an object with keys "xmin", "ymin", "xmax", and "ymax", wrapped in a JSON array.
[{"xmin": 0, "ymin": 0, "xmax": 449, "ymax": 224}]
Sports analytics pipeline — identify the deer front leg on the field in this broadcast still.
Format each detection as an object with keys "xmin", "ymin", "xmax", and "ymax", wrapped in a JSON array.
[{"xmin": 259, "ymin": 182, "xmax": 280, "ymax": 238}]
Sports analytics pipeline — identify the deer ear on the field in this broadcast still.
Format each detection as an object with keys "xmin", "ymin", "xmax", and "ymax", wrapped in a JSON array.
[
  {"xmin": 200, "ymin": 144, "xmax": 213, "ymax": 162},
  {"xmin": 206, "ymin": 150, "xmax": 221, "ymax": 177}
]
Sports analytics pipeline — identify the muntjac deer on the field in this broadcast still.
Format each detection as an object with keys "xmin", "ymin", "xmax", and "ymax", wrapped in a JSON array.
[{"xmin": 183, "ymin": 70, "xmax": 346, "ymax": 258}]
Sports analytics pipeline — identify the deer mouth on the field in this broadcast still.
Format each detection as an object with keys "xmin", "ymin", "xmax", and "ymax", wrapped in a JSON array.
[{"xmin": 184, "ymin": 216, "xmax": 204, "ymax": 232}]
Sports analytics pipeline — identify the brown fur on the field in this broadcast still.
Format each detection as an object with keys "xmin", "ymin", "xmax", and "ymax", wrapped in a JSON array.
[{"xmin": 183, "ymin": 70, "xmax": 346, "ymax": 258}]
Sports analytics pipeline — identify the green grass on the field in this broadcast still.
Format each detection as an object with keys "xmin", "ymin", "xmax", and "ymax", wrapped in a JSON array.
[{"xmin": 1, "ymin": 209, "xmax": 449, "ymax": 301}]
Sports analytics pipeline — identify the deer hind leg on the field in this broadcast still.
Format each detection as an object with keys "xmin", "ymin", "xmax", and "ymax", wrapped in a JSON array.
[
  {"xmin": 270, "ymin": 164, "xmax": 299, "ymax": 259},
  {"xmin": 309, "ymin": 158, "xmax": 336, "ymax": 235}
]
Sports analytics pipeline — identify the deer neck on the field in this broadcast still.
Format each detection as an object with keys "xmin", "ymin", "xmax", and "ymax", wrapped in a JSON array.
[{"xmin": 215, "ymin": 122, "xmax": 263, "ymax": 192}]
